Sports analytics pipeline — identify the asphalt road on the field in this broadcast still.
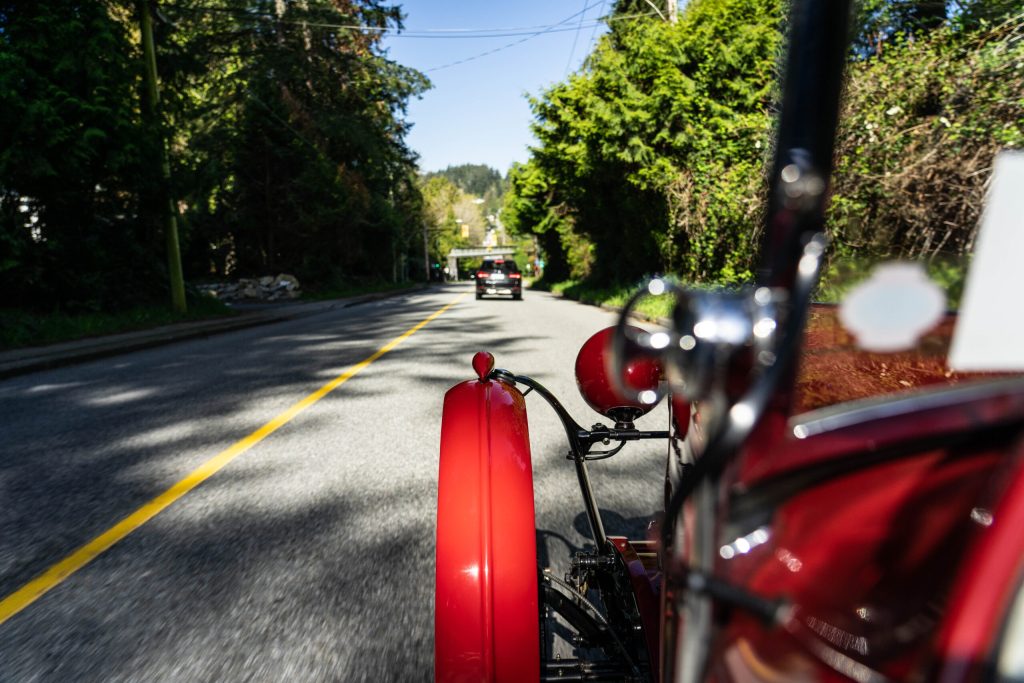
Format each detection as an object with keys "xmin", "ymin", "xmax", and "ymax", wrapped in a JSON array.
[{"xmin": 0, "ymin": 283, "xmax": 668, "ymax": 682}]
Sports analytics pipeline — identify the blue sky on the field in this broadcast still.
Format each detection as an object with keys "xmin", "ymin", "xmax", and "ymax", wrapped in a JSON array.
[{"xmin": 381, "ymin": 1, "xmax": 611, "ymax": 175}]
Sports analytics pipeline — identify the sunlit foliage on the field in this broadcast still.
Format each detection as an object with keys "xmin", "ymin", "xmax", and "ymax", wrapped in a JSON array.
[{"xmin": 505, "ymin": 0, "xmax": 1023, "ymax": 294}]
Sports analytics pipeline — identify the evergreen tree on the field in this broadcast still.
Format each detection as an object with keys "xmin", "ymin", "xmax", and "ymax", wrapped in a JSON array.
[
  {"xmin": 162, "ymin": 0, "xmax": 429, "ymax": 286},
  {"xmin": 0, "ymin": 0, "xmax": 163, "ymax": 310},
  {"xmin": 0, "ymin": 0, "xmax": 431, "ymax": 313}
]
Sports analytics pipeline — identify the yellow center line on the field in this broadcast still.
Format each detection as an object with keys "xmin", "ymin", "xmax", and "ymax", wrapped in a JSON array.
[{"xmin": 0, "ymin": 293, "xmax": 466, "ymax": 626}]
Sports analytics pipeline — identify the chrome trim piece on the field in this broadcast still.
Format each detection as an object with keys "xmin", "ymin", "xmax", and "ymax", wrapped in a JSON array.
[{"xmin": 791, "ymin": 376, "xmax": 1024, "ymax": 439}]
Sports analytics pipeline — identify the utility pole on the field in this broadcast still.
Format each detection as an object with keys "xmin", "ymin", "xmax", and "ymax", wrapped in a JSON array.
[
  {"xmin": 667, "ymin": 0, "xmax": 678, "ymax": 23},
  {"xmin": 422, "ymin": 223, "xmax": 431, "ymax": 282},
  {"xmin": 139, "ymin": 0, "xmax": 187, "ymax": 313}
]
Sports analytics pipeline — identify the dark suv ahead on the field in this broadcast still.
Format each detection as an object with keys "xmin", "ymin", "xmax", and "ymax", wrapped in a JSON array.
[{"xmin": 475, "ymin": 259, "xmax": 522, "ymax": 300}]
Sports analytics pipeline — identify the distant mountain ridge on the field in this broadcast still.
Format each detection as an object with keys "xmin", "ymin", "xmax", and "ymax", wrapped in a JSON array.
[{"xmin": 423, "ymin": 164, "xmax": 507, "ymax": 198}]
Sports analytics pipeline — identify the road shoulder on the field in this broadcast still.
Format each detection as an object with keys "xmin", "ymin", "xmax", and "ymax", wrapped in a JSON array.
[{"xmin": 0, "ymin": 285, "xmax": 433, "ymax": 379}]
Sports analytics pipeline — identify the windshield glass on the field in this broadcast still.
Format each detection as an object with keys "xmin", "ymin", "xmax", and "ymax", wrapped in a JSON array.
[
  {"xmin": 795, "ymin": 302, "xmax": 963, "ymax": 413},
  {"xmin": 485, "ymin": 261, "xmax": 518, "ymax": 273},
  {"xmin": 794, "ymin": 151, "xmax": 1024, "ymax": 415}
]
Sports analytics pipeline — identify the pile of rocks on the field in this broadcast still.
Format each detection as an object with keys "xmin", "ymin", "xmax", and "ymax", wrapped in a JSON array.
[{"xmin": 197, "ymin": 274, "xmax": 301, "ymax": 302}]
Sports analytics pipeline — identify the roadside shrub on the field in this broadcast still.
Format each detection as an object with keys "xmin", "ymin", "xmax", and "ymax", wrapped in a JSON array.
[{"xmin": 824, "ymin": 14, "xmax": 1024, "ymax": 293}]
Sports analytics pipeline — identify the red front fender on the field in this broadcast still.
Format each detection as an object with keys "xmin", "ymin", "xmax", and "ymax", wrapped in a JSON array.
[{"xmin": 435, "ymin": 376, "xmax": 540, "ymax": 682}]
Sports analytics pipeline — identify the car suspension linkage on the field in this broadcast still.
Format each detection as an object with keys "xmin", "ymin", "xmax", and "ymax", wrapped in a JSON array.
[{"xmin": 490, "ymin": 368, "xmax": 668, "ymax": 552}]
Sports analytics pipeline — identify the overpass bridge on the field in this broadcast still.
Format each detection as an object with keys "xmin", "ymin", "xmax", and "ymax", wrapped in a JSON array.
[{"xmin": 446, "ymin": 247, "xmax": 516, "ymax": 280}]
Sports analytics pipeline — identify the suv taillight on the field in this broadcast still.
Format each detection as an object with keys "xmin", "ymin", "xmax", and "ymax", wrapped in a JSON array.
[
  {"xmin": 509, "ymin": 272, "xmax": 521, "ymax": 279},
  {"xmin": 477, "ymin": 271, "xmax": 488, "ymax": 279}
]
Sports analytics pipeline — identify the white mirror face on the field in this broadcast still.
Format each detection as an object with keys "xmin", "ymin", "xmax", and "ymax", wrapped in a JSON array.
[
  {"xmin": 839, "ymin": 262, "xmax": 946, "ymax": 352},
  {"xmin": 998, "ymin": 578, "xmax": 1024, "ymax": 680},
  {"xmin": 948, "ymin": 151, "xmax": 1024, "ymax": 371}
]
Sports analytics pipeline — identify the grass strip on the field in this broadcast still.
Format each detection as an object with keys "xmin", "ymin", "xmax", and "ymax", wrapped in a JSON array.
[
  {"xmin": 0, "ymin": 297, "xmax": 234, "ymax": 351},
  {"xmin": 535, "ymin": 279, "xmax": 675, "ymax": 321}
]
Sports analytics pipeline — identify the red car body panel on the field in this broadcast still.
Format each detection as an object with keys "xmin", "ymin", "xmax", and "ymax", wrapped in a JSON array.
[
  {"xmin": 737, "ymin": 376, "xmax": 1024, "ymax": 488},
  {"xmin": 935, "ymin": 443, "xmax": 1024, "ymax": 681},
  {"xmin": 668, "ymin": 374, "xmax": 1024, "ymax": 681},
  {"xmin": 654, "ymin": 305, "xmax": 1024, "ymax": 681},
  {"xmin": 712, "ymin": 447, "xmax": 1013, "ymax": 681},
  {"xmin": 435, "ymin": 376, "xmax": 540, "ymax": 683}
]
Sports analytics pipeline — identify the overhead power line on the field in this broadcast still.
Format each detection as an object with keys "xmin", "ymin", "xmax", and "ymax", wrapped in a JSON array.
[
  {"xmin": 564, "ymin": 0, "xmax": 592, "ymax": 77},
  {"xmin": 164, "ymin": 3, "xmax": 644, "ymax": 39},
  {"xmin": 167, "ymin": 6, "xmax": 605, "ymax": 38},
  {"xmin": 586, "ymin": 1, "xmax": 609, "ymax": 55},
  {"xmin": 161, "ymin": 2, "xmax": 657, "ymax": 73},
  {"xmin": 425, "ymin": 5, "xmax": 658, "ymax": 73}
]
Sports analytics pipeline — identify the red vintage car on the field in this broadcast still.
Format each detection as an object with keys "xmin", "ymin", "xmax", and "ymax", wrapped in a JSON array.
[{"xmin": 434, "ymin": 0, "xmax": 1024, "ymax": 680}]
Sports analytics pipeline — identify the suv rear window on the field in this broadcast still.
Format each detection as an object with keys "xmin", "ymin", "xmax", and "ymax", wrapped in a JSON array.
[{"xmin": 483, "ymin": 260, "xmax": 518, "ymax": 273}]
